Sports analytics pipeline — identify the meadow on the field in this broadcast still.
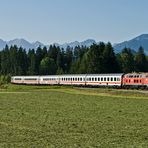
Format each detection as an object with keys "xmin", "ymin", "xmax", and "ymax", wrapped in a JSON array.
[{"xmin": 0, "ymin": 85, "xmax": 148, "ymax": 147}]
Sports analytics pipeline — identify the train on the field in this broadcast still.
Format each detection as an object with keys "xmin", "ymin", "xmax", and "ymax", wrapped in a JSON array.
[{"xmin": 11, "ymin": 73, "xmax": 148, "ymax": 88}]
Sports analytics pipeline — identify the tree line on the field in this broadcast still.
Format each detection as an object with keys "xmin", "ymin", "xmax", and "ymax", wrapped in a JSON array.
[{"xmin": 0, "ymin": 43, "xmax": 148, "ymax": 76}]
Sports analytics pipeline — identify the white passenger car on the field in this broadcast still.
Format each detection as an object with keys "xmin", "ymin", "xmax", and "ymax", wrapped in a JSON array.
[
  {"xmin": 11, "ymin": 73, "xmax": 123, "ymax": 87},
  {"xmin": 11, "ymin": 76, "xmax": 40, "ymax": 85},
  {"xmin": 40, "ymin": 75, "xmax": 59, "ymax": 85},
  {"xmin": 85, "ymin": 74, "xmax": 123, "ymax": 86}
]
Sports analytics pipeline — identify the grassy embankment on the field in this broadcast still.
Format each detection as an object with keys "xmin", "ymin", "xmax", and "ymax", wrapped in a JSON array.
[{"xmin": 0, "ymin": 84, "xmax": 148, "ymax": 147}]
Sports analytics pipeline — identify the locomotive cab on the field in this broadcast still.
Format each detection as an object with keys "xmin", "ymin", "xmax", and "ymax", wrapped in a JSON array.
[{"xmin": 123, "ymin": 73, "xmax": 147, "ymax": 88}]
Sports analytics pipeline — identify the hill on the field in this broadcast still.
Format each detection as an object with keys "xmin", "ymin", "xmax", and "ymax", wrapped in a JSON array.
[{"xmin": 114, "ymin": 34, "xmax": 148, "ymax": 55}]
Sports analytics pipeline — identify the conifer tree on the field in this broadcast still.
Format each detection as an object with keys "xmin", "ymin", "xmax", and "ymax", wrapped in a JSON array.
[
  {"xmin": 103, "ymin": 42, "xmax": 119, "ymax": 73},
  {"xmin": 27, "ymin": 49, "xmax": 36, "ymax": 75},
  {"xmin": 135, "ymin": 46, "xmax": 147, "ymax": 72},
  {"xmin": 120, "ymin": 48, "xmax": 135, "ymax": 73}
]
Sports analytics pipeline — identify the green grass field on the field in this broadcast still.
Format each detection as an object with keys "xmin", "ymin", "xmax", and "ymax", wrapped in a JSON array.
[{"xmin": 0, "ymin": 85, "xmax": 148, "ymax": 147}]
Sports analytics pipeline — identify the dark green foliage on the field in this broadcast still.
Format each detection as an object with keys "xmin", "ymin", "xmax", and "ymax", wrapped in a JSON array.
[
  {"xmin": 118, "ymin": 48, "xmax": 135, "ymax": 73},
  {"xmin": 0, "ymin": 45, "xmax": 10, "ymax": 74},
  {"xmin": 40, "ymin": 57, "xmax": 57, "ymax": 75},
  {"xmin": 0, "ymin": 75, "xmax": 11, "ymax": 85},
  {"xmin": 135, "ymin": 47, "xmax": 148, "ymax": 72},
  {"xmin": 65, "ymin": 46, "xmax": 73, "ymax": 73},
  {"xmin": 77, "ymin": 42, "xmax": 119, "ymax": 74},
  {"xmin": 27, "ymin": 49, "xmax": 36, "ymax": 75},
  {"xmin": 48, "ymin": 45, "xmax": 60, "ymax": 62},
  {"xmin": 35, "ymin": 46, "xmax": 45, "ymax": 74},
  {"xmin": 103, "ymin": 42, "xmax": 120, "ymax": 73},
  {"xmin": 17, "ymin": 47, "xmax": 28, "ymax": 75},
  {"xmin": 0, "ymin": 43, "xmax": 148, "ymax": 76}
]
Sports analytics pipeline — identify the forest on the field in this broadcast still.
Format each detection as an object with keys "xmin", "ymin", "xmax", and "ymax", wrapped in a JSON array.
[{"xmin": 0, "ymin": 42, "xmax": 148, "ymax": 77}]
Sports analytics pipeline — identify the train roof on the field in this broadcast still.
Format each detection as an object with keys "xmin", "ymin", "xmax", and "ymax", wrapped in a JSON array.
[
  {"xmin": 58, "ymin": 73, "xmax": 124, "ymax": 77},
  {"xmin": 12, "ymin": 73, "xmax": 124, "ymax": 78}
]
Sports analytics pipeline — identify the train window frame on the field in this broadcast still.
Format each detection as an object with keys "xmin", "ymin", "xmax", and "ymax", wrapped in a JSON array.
[
  {"xmin": 98, "ymin": 77, "xmax": 100, "ymax": 81},
  {"xmin": 15, "ymin": 78, "xmax": 22, "ymax": 80},
  {"xmin": 43, "ymin": 78, "xmax": 50, "ymax": 81},
  {"xmin": 104, "ymin": 77, "xmax": 106, "ymax": 81},
  {"xmin": 24, "ymin": 78, "xmax": 37, "ymax": 81}
]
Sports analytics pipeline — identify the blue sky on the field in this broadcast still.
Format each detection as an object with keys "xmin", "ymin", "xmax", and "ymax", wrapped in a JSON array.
[{"xmin": 0, "ymin": 0, "xmax": 148, "ymax": 44}]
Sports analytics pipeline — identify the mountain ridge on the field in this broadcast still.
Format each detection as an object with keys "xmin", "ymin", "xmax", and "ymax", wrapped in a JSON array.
[
  {"xmin": 0, "ymin": 38, "xmax": 96, "ymax": 51},
  {"xmin": 113, "ymin": 34, "xmax": 148, "ymax": 54},
  {"xmin": 0, "ymin": 34, "xmax": 148, "ymax": 55}
]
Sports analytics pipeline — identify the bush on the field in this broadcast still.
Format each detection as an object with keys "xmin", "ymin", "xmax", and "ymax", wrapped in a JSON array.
[{"xmin": 0, "ymin": 75, "xmax": 11, "ymax": 85}]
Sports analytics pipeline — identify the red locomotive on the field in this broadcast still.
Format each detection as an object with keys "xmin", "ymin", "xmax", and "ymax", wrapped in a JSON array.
[{"xmin": 123, "ymin": 73, "xmax": 148, "ymax": 88}]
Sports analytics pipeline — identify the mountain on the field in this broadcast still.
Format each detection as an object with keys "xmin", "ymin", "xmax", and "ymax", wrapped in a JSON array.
[
  {"xmin": 0, "ymin": 38, "xmax": 96, "ymax": 51},
  {"xmin": 32, "ymin": 41, "xmax": 45, "ymax": 49},
  {"xmin": 8, "ymin": 39, "xmax": 34, "ymax": 49},
  {"xmin": 1, "ymin": 35, "xmax": 148, "ymax": 54},
  {"xmin": 0, "ymin": 39, "xmax": 6, "ymax": 49},
  {"xmin": 54, "ymin": 39, "xmax": 96, "ymax": 49},
  {"xmin": 0, "ymin": 38, "xmax": 45, "ymax": 51},
  {"xmin": 114, "ymin": 34, "xmax": 148, "ymax": 55}
]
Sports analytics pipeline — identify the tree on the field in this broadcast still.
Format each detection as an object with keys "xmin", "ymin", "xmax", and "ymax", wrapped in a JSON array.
[
  {"xmin": 27, "ymin": 49, "xmax": 36, "ymax": 75},
  {"xmin": 36, "ymin": 46, "xmax": 44, "ymax": 74},
  {"xmin": 48, "ymin": 45, "xmax": 60, "ymax": 62},
  {"xmin": 102, "ymin": 42, "xmax": 119, "ymax": 73},
  {"xmin": 9, "ymin": 45, "xmax": 19, "ymax": 75},
  {"xmin": 83, "ymin": 43, "xmax": 105, "ymax": 74},
  {"xmin": 40, "ymin": 57, "xmax": 57, "ymax": 75},
  {"xmin": 17, "ymin": 47, "xmax": 27, "ymax": 75},
  {"xmin": 119, "ymin": 48, "xmax": 135, "ymax": 73},
  {"xmin": 135, "ymin": 46, "xmax": 148, "ymax": 72},
  {"xmin": 0, "ymin": 45, "xmax": 10, "ymax": 74},
  {"xmin": 65, "ymin": 46, "xmax": 73, "ymax": 73},
  {"xmin": 42, "ymin": 46, "xmax": 48, "ymax": 58},
  {"xmin": 78, "ymin": 52, "xmax": 90, "ymax": 73},
  {"xmin": 56, "ymin": 50, "xmax": 64, "ymax": 74}
]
